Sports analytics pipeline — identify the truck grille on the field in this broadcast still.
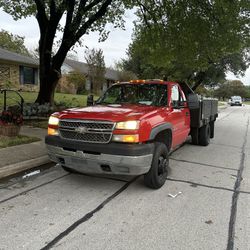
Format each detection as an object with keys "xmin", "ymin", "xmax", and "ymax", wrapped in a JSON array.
[{"xmin": 59, "ymin": 120, "xmax": 115, "ymax": 143}]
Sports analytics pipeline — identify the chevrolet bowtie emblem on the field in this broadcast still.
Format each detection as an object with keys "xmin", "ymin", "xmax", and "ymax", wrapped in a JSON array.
[{"xmin": 75, "ymin": 126, "xmax": 88, "ymax": 134}]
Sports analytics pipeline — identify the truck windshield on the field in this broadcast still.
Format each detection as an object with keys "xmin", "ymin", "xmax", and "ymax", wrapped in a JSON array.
[{"xmin": 97, "ymin": 84, "xmax": 168, "ymax": 106}]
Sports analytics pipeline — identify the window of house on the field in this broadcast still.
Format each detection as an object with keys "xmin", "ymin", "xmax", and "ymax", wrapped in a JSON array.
[
  {"xmin": 20, "ymin": 66, "xmax": 37, "ymax": 85},
  {"xmin": 23, "ymin": 66, "xmax": 35, "ymax": 84}
]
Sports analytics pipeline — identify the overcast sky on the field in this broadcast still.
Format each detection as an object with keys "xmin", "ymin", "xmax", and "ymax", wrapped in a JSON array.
[
  {"xmin": 0, "ymin": 9, "xmax": 135, "ymax": 67},
  {"xmin": 0, "ymin": 9, "xmax": 249, "ymax": 85}
]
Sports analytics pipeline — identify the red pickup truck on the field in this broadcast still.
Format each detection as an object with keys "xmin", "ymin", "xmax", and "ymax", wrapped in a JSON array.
[{"xmin": 46, "ymin": 80, "xmax": 218, "ymax": 189}]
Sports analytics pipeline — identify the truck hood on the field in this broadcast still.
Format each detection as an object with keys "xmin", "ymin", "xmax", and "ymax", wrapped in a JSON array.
[{"xmin": 58, "ymin": 104, "xmax": 164, "ymax": 122}]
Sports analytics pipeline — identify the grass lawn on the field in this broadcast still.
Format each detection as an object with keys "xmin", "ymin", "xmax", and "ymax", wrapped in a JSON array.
[
  {"xmin": 0, "ymin": 135, "xmax": 40, "ymax": 149},
  {"xmin": 218, "ymin": 101, "xmax": 226, "ymax": 106},
  {"xmin": 0, "ymin": 91, "xmax": 90, "ymax": 108},
  {"xmin": 243, "ymin": 101, "xmax": 250, "ymax": 105}
]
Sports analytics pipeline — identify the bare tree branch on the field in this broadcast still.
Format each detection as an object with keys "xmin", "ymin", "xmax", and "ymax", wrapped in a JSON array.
[
  {"xmin": 75, "ymin": 0, "xmax": 113, "ymax": 42},
  {"xmin": 72, "ymin": 0, "xmax": 88, "ymax": 28}
]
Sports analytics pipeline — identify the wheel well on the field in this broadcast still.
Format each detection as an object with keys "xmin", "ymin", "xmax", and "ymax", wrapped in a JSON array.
[{"xmin": 153, "ymin": 129, "xmax": 172, "ymax": 151}]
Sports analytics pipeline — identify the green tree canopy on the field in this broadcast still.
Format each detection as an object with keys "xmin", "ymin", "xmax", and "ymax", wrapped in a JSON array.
[
  {"xmin": 0, "ymin": 29, "xmax": 30, "ymax": 56},
  {"xmin": 123, "ymin": 0, "xmax": 250, "ymax": 90},
  {"xmin": 214, "ymin": 80, "xmax": 248, "ymax": 99},
  {"xmin": 65, "ymin": 70, "xmax": 86, "ymax": 94}
]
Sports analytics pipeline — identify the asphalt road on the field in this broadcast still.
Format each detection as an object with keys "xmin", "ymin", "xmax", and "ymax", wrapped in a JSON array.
[{"xmin": 0, "ymin": 106, "xmax": 249, "ymax": 250}]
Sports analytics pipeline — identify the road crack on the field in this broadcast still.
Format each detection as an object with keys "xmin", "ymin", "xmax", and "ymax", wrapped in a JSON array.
[
  {"xmin": 227, "ymin": 117, "xmax": 249, "ymax": 250},
  {"xmin": 40, "ymin": 176, "xmax": 138, "ymax": 250},
  {"xmin": 0, "ymin": 174, "xmax": 70, "ymax": 204}
]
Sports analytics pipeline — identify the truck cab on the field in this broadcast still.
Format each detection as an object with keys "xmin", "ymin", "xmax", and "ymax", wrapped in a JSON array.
[{"xmin": 46, "ymin": 80, "xmax": 218, "ymax": 189}]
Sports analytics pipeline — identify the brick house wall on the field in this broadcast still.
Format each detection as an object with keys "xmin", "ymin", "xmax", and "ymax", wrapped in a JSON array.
[{"xmin": 0, "ymin": 63, "xmax": 19, "ymax": 88}]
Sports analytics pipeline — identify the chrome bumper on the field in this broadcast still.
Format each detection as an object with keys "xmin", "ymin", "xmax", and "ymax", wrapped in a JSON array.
[{"xmin": 47, "ymin": 145, "xmax": 153, "ymax": 175}]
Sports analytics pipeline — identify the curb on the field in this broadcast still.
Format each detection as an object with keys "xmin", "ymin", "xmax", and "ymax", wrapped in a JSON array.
[{"xmin": 0, "ymin": 156, "xmax": 51, "ymax": 180}]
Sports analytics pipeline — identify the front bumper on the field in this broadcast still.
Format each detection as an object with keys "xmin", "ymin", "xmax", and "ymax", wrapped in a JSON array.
[
  {"xmin": 46, "ymin": 136, "xmax": 154, "ymax": 175},
  {"xmin": 231, "ymin": 102, "xmax": 242, "ymax": 106}
]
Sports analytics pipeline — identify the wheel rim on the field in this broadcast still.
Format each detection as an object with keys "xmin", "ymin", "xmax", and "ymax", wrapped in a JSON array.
[{"xmin": 158, "ymin": 155, "xmax": 168, "ymax": 177}]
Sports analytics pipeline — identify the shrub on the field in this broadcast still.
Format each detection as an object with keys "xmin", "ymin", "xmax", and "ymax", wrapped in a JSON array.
[
  {"xmin": 23, "ymin": 103, "xmax": 54, "ymax": 117},
  {"xmin": 0, "ymin": 109, "xmax": 23, "ymax": 126},
  {"xmin": 19, "ymin": 84, "xmax": 39, "ymax": 92}
]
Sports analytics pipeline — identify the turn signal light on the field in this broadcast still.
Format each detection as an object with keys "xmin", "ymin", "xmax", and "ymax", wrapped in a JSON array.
[
  {"xmin": 112, "ymin": 134, "xmax": 139, "ymax": 143},
  {"xmin": 48, "ymin": 127, "xmax": 59, "ymax": 136}
]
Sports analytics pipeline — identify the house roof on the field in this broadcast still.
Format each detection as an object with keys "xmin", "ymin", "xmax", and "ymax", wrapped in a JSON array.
[
  {"xmin": 64, "ymin": 59, "xmax": 119, "ymax": 81},
  {"xmin": 0, "ymin": 47, "xmax": 38, "ymax": 67},
  {"xmin": 0, "ymin": 48, "xmax": 119, "ymax": 80}
]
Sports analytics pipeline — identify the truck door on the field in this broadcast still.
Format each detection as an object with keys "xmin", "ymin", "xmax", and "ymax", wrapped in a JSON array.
[{"xmin": 170, "ymin": 84, "xmax": 190, "ymax": 147}]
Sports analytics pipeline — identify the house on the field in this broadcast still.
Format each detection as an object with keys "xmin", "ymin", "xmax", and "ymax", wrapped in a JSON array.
[
  {"xmin": 0, "ymin": 47, "xmax": 39, "ymax": 87},
  {"xmin": 0, "ymin": 48, "xmax": 119, "ymax": 93},
  {"xmin": 62, "ymin": 59, "xmax": 119, "ymax": 92}
]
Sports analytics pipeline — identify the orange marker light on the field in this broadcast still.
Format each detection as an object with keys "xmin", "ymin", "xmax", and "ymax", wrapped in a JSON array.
[
  {"xmin": 130, "ymin": 79, "xmax": 146, "ymax": 83},
  {"xmin": 112, "ymin": 134, "xmax": 139, "ymax": 143},
  {"xmin": 123, "ymin": 135, "xmax": 139, "ymax": 143},
  {"xmin": 48, "ymin": 127, "xmax": 59, "ymax": 136}
]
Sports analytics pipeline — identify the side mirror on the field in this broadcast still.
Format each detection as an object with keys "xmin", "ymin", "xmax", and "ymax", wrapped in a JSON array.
[
  {"xmin": 87, "ymin": 94, "xmax": 94, "ymax": 106},
  {"xmin": 172, "ymin": 100, "xmax": 187, "ymax": 109},
  {"xmin": 172, "ymin": 101, "xmax": 180, "ymax": 109},
  {"xmin": 179, "ymin": 101, "xmax": 188, "ymax": 108}
]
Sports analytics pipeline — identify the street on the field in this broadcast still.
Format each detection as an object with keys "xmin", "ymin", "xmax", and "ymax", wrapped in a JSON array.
[{"xmin": 0, "ymin": 106, "xmax": 249, "ymax": 250}]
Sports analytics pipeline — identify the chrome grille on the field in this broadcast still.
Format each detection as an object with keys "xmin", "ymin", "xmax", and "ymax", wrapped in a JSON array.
[{"xmin": 59, "ymin": 120, "xmax": 115, "ymax": 143}]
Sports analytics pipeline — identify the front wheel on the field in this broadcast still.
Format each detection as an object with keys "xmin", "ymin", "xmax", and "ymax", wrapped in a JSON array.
[
  {"xmin": 144, "ymin": 142, "xmax": 169, "ymax": 189},
  {"xmin": 61, "ymin": 165, "xmax": 78, "ymax": 174}
]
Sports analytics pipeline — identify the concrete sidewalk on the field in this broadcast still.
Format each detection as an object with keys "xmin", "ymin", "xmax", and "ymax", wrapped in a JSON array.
[{"xmin": 0, "ymin": 126, "xmax": 51, "ymax": 180}]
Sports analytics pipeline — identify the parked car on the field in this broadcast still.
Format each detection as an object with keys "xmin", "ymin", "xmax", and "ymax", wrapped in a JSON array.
[
  {"xmin": 46, "ymin": 80, "xmax": 218, "ymax": 189},
  {"xmin": 229, "ymin": 96, "xmax": 242, "ymax": 106}
]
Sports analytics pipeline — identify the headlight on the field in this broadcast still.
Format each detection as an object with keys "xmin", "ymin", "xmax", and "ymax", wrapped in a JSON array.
[
  {"xmin": 48, "ymin": 116, "xmax": 59, "ymax": 126},
  {"xmin": 115, "ymin": 121, "xmax": 139, "ymax": 130}
]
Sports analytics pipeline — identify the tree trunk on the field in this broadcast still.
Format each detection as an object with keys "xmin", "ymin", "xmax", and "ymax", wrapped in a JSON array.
[{"xmin": 35, "ymin": 65, "xmax": 61, "ymax": 106}]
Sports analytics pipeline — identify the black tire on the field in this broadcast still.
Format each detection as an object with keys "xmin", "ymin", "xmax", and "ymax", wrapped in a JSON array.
[
  {"xmin": 199, "ymin": 124, "xmax": 210, "ymax": 146},
  {"xmin": 191, "ymin": 128, "xmax": 199, "ymax": 145},
  {"xmin": 209, "ymin": 121, "xmax": 215, "ymax": 138},
  {"xmin": 144, "ymin": 142, "xmax": 169, "ymax": 189},
  {"xmin": 61, "ymin": 165, "xmax": 78, "ymax": 174}
]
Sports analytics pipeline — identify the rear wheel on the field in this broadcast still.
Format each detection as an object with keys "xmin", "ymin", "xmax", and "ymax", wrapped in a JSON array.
[
  {"xmin": 144, "ymin": 142, "xmax": 169, "ymax": 189},
  {"xmin": 191, "ymin": 128, "xmax": 199, "ymax": 145},
  {"xmin": 199, "ymin": 124, "xmax": 210, "ymax": 146},
  {"xmin": 209, "ymin": 121, "xmax": 215, "ymax": 138}
]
